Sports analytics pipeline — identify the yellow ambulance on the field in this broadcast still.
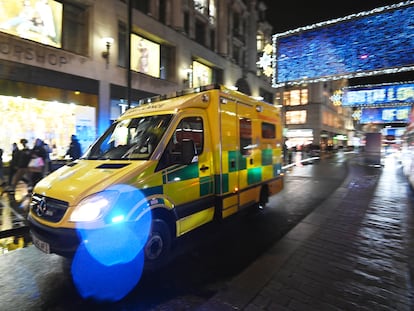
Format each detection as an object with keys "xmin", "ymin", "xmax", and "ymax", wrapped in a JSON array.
[{"xmin": 28, "ymin": 85, "xmax": 284, "ymax": 269}]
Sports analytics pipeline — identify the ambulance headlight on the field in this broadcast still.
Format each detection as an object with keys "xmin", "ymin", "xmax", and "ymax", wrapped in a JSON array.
[{"xmin": 70, "ymin": 191, "xmax": 119, "ymax": 222}]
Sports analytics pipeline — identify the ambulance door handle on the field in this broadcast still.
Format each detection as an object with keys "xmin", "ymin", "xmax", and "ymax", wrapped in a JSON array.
[
  {"xmin": 250, "ymin": 158, "xmax": 253, "ymax": 165},
  {"xmin": 230, "ymin": 160, "xmax": 235, "ymax": 168},
  {"xmin": 200, "ymin": 165, "xmax": 209, "ymax": 172}
]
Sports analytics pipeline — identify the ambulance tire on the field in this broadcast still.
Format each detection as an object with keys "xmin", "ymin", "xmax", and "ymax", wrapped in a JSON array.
[{"xmin": 144, "ymin": 219, "xmax": 172, "ymax": 271}]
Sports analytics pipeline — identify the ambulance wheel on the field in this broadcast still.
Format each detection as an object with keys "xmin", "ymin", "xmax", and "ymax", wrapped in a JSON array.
[{"xmin": 144, "ymin": 219, "xmax": 171, "ymax": 270}]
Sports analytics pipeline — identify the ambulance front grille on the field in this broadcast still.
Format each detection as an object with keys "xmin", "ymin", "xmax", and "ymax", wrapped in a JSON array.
[{"xmin": 30, "ymin": 194, "xmax": 69, "ymax": 223}]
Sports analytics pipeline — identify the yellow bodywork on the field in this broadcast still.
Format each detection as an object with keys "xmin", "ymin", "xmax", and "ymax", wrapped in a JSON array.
[{"xmin": 30, "ymin": 85, "xmax": 284, "ymax": 239}]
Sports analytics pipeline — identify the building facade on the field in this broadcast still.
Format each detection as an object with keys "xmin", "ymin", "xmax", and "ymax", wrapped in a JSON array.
[
  {"xmin": 276, "ymin": 80, "xmax": 355, "ymax": 150},
  {"xmin": 0, "ymin": 0, "xmax": 274, "ymax": 162}
]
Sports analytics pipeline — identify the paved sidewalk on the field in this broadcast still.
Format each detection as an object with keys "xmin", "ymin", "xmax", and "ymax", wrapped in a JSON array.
[{"xmin": 199, "ymin": 155, "xmax": 414, "ymax": 310}]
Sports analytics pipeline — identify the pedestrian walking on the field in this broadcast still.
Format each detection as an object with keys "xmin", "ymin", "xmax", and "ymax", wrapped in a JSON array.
[
  {"xmin": 8, "ymin": 143, "xmax": 19, "ymax": 186},
  {"xmin": 66, "ymin": 134, "xmax": 82, "ymax": 160},
  {"xmin": 29, "ymin": 138, "xmax": 46, "ymax": 188},
  {"xmin": 9, "ymin": 139, "xmax": 32, "ymax": 192},
  {"xmin": 0, "ymin": 148, "xmax": 4, "ymax": 187},
  {"xmin": 42, "ymin": 141, "xmax": 52, "ymax": 174}
]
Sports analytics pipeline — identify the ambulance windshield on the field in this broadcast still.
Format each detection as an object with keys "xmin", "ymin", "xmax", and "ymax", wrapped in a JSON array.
[{"xmin": 85, "ymin": 114, "xmax": 173, "ymax": 160}]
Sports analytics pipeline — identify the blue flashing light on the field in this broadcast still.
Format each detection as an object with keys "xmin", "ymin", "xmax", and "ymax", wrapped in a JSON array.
[
  {"xmin": 71, "ymin": 243, "xmax": 144, "ymax": 302},
  {"xmin": 71, "ymin": 184, "xmax": 152, "ymax": 301}
]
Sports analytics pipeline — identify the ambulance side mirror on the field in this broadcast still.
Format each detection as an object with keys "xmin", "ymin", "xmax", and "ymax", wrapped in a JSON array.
[{"xmin": 181, "ymin": 139, "xmax": 196, "ymax": 164}]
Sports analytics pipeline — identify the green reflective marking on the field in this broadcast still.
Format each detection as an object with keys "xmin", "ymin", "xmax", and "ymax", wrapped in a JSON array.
[
  {"xmin": 215, "ymin": 174, "xmax": 229, "ymax": 193},
  {"xmin": 200, "ymin": 176, "xmax": 213, "ymax": 196},
  {"xmin": 247, "ymin": 167, "xmax": 262, "ymax": 185},
  {"xmin": 166, "ymin": 163, "xmax": 199, "ymax": 182},
  {"xmin": 262, "ymin": 149, "xmax": 273, "ymax": 166}
]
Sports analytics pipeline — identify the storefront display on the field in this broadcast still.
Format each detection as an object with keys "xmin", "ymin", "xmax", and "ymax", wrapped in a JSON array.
[{"xmin": 0, "ymin": 95, "xmax": 96, "ymax": 162}]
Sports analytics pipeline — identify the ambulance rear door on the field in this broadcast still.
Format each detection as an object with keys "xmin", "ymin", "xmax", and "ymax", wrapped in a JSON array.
[{"xmin": 219, "ymin": 97, "xmax": 240, "ymax": 218}]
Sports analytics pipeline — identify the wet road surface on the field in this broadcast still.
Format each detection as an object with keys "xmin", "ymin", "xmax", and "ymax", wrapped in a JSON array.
[{"xmin": 0, "ymin": 152, "xmax": 350, "ymax": 310}]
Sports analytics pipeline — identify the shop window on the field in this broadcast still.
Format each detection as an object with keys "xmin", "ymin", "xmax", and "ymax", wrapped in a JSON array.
[
  {"xmin": 0, "ymin": 93, "xmax": 97, "ymax": 162},
  {"xmin": 192, "ymin": 61, "xmax": 212, "ymax": 88},
  {"xmin": 130, "ymin": 34, "xmax": 174, "ymax": 81},
  {"xmin": 0, "ymin": 1, "xmax": 88, "ymax": 55},
  {"xmin": 0, "ymin": 1, "xmax": 63, "ymax": 48},
  {"xmin": 283, "ymin": 89, "xmax": 308, "ymax": 106},
  {"xmin": 240, "ymin": 118, "xmax": 252, "ymax": 156},
  {"xmin": 285, "ymin": 111, "xmax": 307, "ymax": 124}
]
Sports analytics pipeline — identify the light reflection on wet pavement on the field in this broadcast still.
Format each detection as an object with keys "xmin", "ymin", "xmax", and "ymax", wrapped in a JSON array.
[
  {"xmin": 217, "ymin": 153, "xmax": 414, "ymax": 310},
  {"xmin": 0, "ymin": 181, "xmax": 31, "ymax": 253}
]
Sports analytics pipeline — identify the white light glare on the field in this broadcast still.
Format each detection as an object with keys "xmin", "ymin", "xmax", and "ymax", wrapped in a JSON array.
[
  {"xmin": 70, "ymin": 192, "xmax": 118, "ymax": 222},
  {"xmin": 111, "ymin": 215, "xmax": 125, "ymax": 223}
]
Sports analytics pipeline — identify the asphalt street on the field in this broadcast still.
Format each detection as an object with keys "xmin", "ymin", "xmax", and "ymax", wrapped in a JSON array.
[{"xmin": 1, "ymin": 151, "xmax": 412, "ymax": 310}]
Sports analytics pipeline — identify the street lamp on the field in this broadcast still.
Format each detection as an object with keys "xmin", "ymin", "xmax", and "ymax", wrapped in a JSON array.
[{"xmin": 102, "ymin": 37, "xmax": 114, "ymax": 68}]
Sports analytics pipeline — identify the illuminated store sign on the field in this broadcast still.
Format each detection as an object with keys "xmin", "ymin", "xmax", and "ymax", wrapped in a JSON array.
[
  {"xmin": 131, "ymin": 34, "xmax": 160, "ymax": 78},
  {"xmin": 286, "ymin": 129, "xmax": 313, "ymax": 138},
  {"xmin": 0, "ymin": 0, "xmax": 62, "ymax": 48},
  {"xmin": 360, "ymin": 106, "xmax": 411, "ymax": 124},
  {"xmin": 273, "ymin": 1, "xmax": 414, "ymax": 86},
  {"xmin": 342, "ymin": 83, "xmax": 414, "ymax": 107}
]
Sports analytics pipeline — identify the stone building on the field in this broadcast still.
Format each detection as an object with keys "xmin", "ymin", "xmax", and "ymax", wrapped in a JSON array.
[{"xmin": 0, "ymin": 0, "xmax": 274, "ymax": 161}]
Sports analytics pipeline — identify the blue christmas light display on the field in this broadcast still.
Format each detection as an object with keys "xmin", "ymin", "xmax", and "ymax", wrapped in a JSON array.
[{"xmin": 273, "ymin": 1, "xmax": 414, "ymax": 86}]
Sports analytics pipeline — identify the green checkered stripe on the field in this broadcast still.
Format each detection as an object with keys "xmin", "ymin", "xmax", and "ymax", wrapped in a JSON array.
[
  {"xmin": 162, "ymin": 163, "xmax": 214, "ymax": 196},
  {"xmin": 159, "ymin": 148, "xmax": 281, "ymax": 196},
  {"xmin": 215, "ymin": 149, "xmax": 281, "ymax": 194}
]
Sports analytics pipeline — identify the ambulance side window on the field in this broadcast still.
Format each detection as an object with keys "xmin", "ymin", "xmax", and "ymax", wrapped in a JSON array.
[
  {"xmin": 157, "ymin": 117, "xmax": 204, "ymax": 170},
  {"xmin": 240, "ymin": 118, "xmax": 252, "ymax": 156}
]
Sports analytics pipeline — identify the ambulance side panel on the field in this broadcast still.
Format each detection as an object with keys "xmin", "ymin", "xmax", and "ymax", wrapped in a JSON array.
[{"xmin": 214, "ymin": 93, "xmax": 283, "ymax": 219}]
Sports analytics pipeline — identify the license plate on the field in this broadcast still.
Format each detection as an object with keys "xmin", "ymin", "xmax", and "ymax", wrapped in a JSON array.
[{"xmin": 32, "ymin": 234, "xmax": 50, "ymax": 254}]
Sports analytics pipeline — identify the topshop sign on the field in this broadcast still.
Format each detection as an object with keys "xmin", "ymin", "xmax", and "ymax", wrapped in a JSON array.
[{"xmin": 0, "ymin": 39, "xmax": 71, "ymax": 67}]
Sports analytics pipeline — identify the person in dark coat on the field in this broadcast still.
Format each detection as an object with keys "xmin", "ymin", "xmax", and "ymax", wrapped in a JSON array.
[
  {"xmin": 9, "ymin": 139, "xmax": 31, "ymax": 191},
  {"xmin": 66, "ymin": 135, "xmax": 82, "ymax": 160},
  {"xmin": 0, "ymin": 148, "xmax": 4, "ymax": 187},
  {"xmin": 7, "ymin": 143, "xmax": 19, "ymax": 186}
]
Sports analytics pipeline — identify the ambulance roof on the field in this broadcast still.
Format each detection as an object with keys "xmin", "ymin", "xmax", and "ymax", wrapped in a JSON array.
[{"xmin": 118, "ymin": 84, "xmax": 275, "ymax": 120}]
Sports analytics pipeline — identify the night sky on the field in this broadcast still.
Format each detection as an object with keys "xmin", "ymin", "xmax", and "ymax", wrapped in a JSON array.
[{"xmin": 264, "ymin": 0, "xmax": 404, "ymax": 33}]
